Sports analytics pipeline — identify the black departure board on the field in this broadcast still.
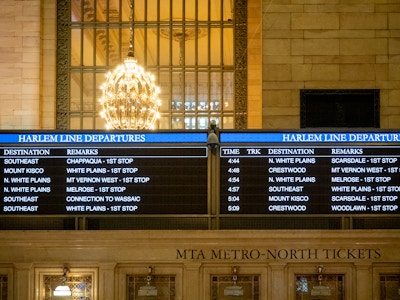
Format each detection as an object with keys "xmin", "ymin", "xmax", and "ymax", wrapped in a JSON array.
[
  {"xmin": 220, "ymin": 132, "xmax": 400, "ymax": 214},
  {"xmin": 0, "ymin": 132, "xmax": 208, "ymax": 214}
]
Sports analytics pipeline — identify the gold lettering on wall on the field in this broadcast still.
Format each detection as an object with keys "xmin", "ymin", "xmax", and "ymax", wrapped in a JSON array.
[{"xmin": 176, "ymin": 248, "xmax": 382, "ymax": 260}]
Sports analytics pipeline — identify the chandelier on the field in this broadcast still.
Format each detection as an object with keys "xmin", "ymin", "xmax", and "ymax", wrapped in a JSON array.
[{"xmin": 99, "ymin": 0, "xmax": 161, "ymax": 130}]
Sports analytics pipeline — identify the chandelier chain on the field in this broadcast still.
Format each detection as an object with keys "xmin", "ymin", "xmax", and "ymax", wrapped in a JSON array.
[{"xmin": 129, "ymin": 0, "xmax": 134, "ymax": 55}]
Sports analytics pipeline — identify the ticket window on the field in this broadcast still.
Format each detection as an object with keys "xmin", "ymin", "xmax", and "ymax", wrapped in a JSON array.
[
  {"xmin": 127, "ymin": 273, "xmax": 176, "ymax": 300},
  {"xmin": 203, "ymin": 265, "xmax": 265, "ymax": 300},
  {"xmin": 211, "ymin": 274, "xmax": 260, "ymax": 300},
  {"xmin": 0, "ymin": 267, "xmax": 12, "ymax": 299},
  {"xmin": 0, "ymin": 274, "xmax": 8, "ymax": 299},
  {"xmin": 380, "ymin": 274, "xmax": 400, "ymax": 300},
  {"xmin": 43, "ymin": 274, "xmax": 93, "ymax": 300},
  {"xmin": 38, "ymin": 268, "xmax": 96, "ymax": 300},
  {"xmin": 116, "ymin": 266, "xmax": 182, "ymax": 300},
  {"xmin": 295, "ymin": 274, "xmax": 344, "ymax": 300}
]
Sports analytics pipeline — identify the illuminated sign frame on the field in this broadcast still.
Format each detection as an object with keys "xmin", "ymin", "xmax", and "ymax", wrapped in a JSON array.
[
  {"xmin": 220, "ymin": 131, "xmax": 400, "ymax": 215},
  {"xmin": 1, "ymin": 131, "xmax": 208, "ymax": 215}
]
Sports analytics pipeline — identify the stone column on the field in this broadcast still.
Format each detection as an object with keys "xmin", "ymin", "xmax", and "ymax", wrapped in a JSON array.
[
  {"xmin": 13, "ymin": 263, "xmax": 32, "ymax": 300},
  {"xmin": 270, "ymin": 263, "xmax": 286, "ymax": 300},
  {"xmin": 98, "ymin": 263, "xmax": 117, "ymax": 300},
  {"xmin": 355, "ymin": 263, "xmax": 372, "ymax": 300},
  {"xmin": 184, "ymin": 263, "xmax": 201, "ymax": 300}
]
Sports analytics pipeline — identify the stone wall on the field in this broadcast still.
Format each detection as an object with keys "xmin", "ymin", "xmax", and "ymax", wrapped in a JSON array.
[
  {"xmin": 0, "ymin": 0, "xmax": 399, "ymax": 129},
  {"xmin": 262, "ymin": 0, "xmax": 400, "ymax": 128},
  {"xmin": 0, "ymin": 0, "xmax": 42, "ymax": 129},
  {"xmin": 0, "ymin": 230, "xmax": 399, "ymax": 299}
]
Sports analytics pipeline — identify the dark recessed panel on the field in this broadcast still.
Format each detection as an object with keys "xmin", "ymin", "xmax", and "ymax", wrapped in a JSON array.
[{"xmin": 300, "ymin": 89, "xmax": 380, "ymax": 128}]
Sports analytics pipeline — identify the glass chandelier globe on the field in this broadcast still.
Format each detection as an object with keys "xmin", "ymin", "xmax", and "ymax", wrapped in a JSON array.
[
  {"xmin": 99, "ymin": 50, "xmax": 161, "ymax": 130},
  {"xmin": 53, "ymin": 285, "xmax": 72, "ymax": 296}
]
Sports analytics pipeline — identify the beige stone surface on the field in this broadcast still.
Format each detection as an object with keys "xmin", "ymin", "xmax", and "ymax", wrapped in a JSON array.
[
  {"xmin": 0, "ymin": 0, "xmax": 398, "ymax": 131},
  {"xmin": 376, "ymin": 5, "xmax": 400, "ymax": 13},
  {"xmin": 292, "ymin": 64, "xmax": 312, "ymax": 81},
  {"xmin": 340, "ymin": 13, "xmax": 388, "ymax": 29},
  {"xmin": 292, "ymin": 39, "xmax": 340, "ymax": 56},
  {"xmin": 263, "ymin": 13, "xmax": 291, "ymax": 30},
  {"xmin": 263, "ymin": 64, "xmax": 292, "ymax": 81},
  {"xmin": 0, "ymin": 0, "xmax": 41, "ymax": 129},
  {"xmin": 340, "ymin": 64, "xmax": 376, "ymax": 81},
  {"xmin": 1, "ymin": 230, "xmax": 399, "ymax": 299},
  {"xmin": 305, "ymin": 4, "xmax": 374, "ymax": 13},
  {"xmin": 248, "ymin": 0, "xmax": 263, "ymax": 128},
  {"xmin": 261, "ymin": 0, "xmax": 400, "ymax": 129},
  {"xmin": 389, "ymin": 38, "xmax": 400, "ymax": 55},
  {"xmin": 312, "ymin": 64, "xmax": 340, "ymax": 81},
  {"xmin": 263, "ymin": 29, "xmax": 304, "ymax": 38},
  {"xmin": 263, "ymin": 39, "xmax": 291, "ymax": 56},
  {"xmin": 292, "ymin": 13, "xmax": 340, "ymax": 30},
  {"xmin": 263, "ymin": 55, "xmax": 304, "ymax": 64},
  {"xmin": 389, "ymin": 13, "xmax": 400, "ymax": 28},
  {"xmin": 389, "ymin": 63, "xmax": 400, "ymax": 80},
  {"xmin": 266, "ymin": 4, "xmax": 303, "ymax": 13}
]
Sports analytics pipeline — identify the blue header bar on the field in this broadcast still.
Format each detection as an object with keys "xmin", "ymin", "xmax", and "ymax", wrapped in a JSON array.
[
  {"xmin": 3, "ymin": 131, "xmax": 400, "ymax": 144},
  {"xmin": 220, "ymin": 132, "xmax": 400, "ymax": 143},
  {"xmin": 0, "ymin": 132, "xmax": 208, "ymax": 144}
]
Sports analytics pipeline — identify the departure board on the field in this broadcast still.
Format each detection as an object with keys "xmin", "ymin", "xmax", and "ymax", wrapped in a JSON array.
[
  {"xmin": 0, "ymin": 132, "xmax": 208, "ymax": 214},
  {"xmin": 220, "ymin": 132, "xmax": 400, "ymax": 214}
]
